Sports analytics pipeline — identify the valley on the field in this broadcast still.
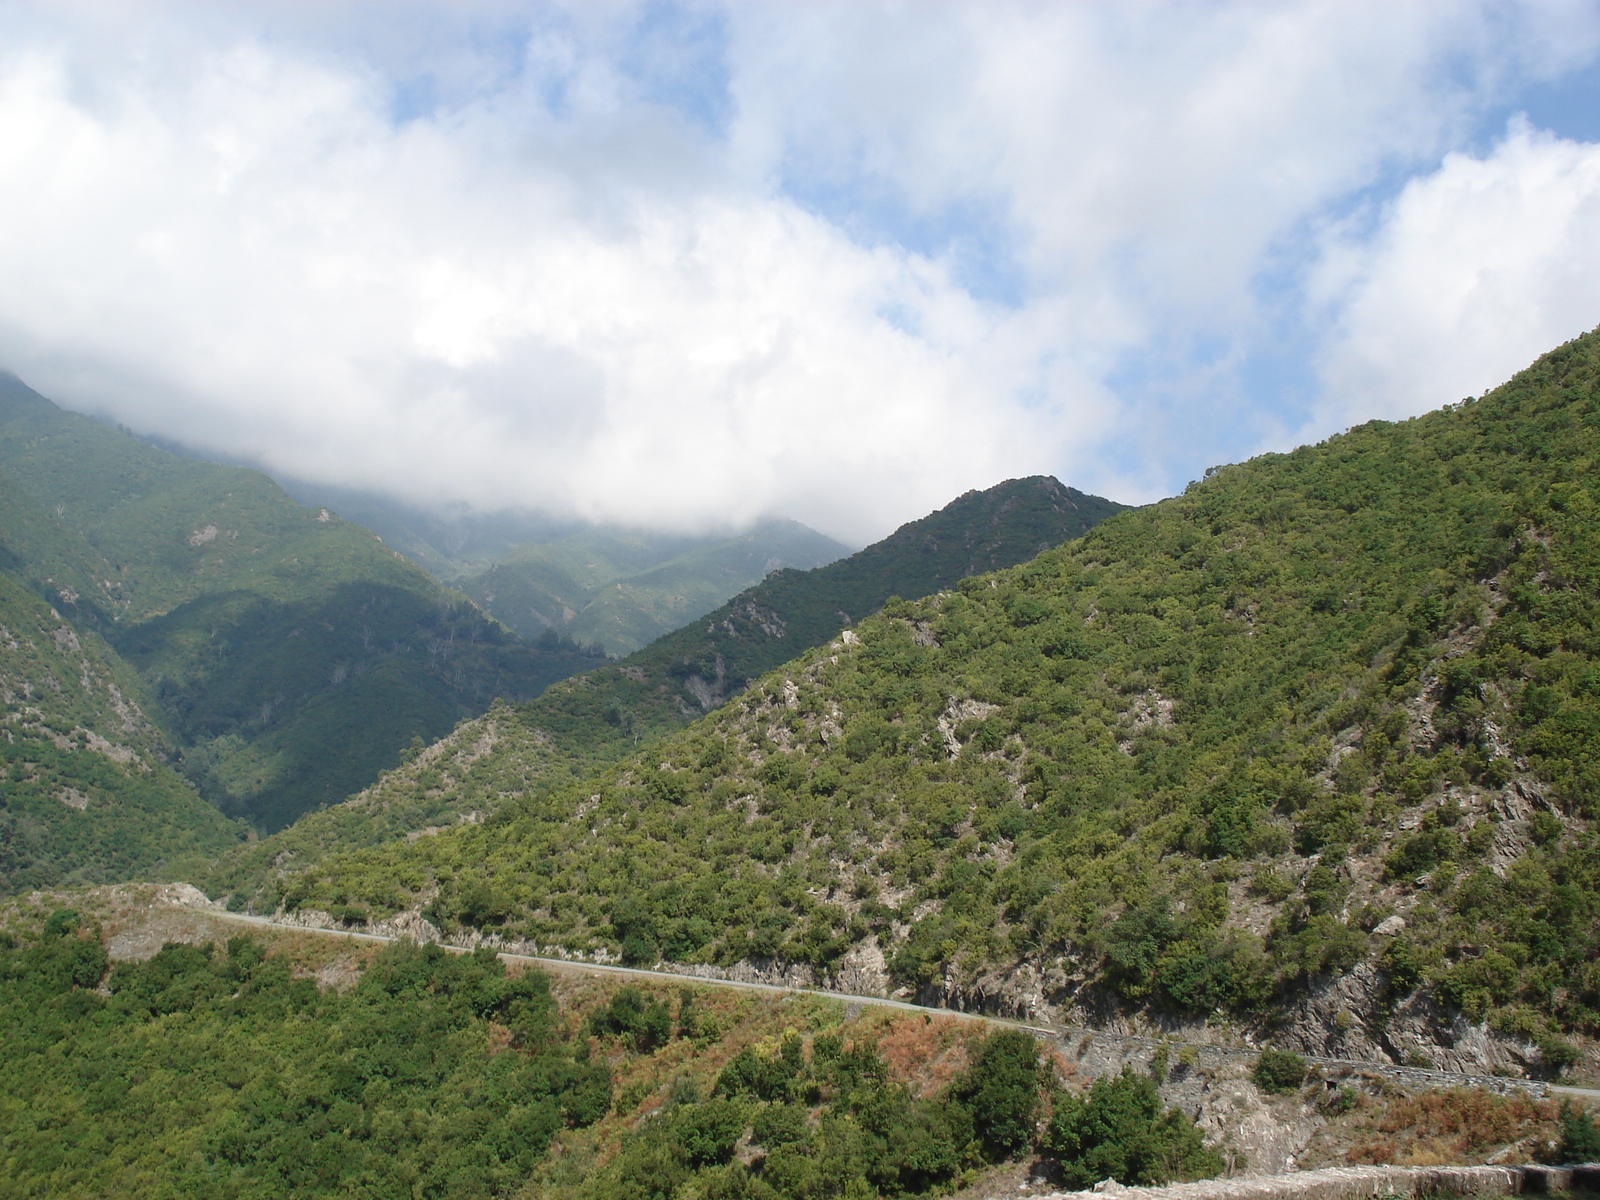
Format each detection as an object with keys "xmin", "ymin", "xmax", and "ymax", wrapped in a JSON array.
[
  {"xmin": 4, "ymin": 332, "xmax": 1600, "ymax": 1198},
  {"xmin": 276, "ymin": 482, "xmax": 853, "ymax": 657},
  {"xmin": 0, "ymin": 373, "xmax": 614, "ymax": 841},
  {"xmin": 220, "ymin": 329, "xmax": 1600, "ymax": 1085}
]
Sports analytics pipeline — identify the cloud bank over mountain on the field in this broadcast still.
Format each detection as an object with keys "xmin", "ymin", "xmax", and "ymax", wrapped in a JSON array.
[{"xmin": 0, "ymin": 1, "xmax": 1598, "ymax": 542}]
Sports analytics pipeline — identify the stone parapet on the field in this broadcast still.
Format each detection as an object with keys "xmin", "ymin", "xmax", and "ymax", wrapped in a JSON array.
[{"xmin": 1038, "ymin": 1163, "xmax": 1600, "ymax": 1200}]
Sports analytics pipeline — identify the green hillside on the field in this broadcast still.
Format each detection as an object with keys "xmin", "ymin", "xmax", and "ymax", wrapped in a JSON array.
[
  {"xmin": 271, "ymin": 331, "xmax": 1600, "ymax": 1051},
  {"xmin": 0, "ymin": 568, "xmax": 244, "ymax": 893},
  {"xmin": 204, "ymin": 477, "xmax": 1126, "ymax": 921},
  {"xmin": 456, "ymin": 519, "xmax": 850, "ymax": 655},
  {"xmin": 0, "ymin": 374, "xmax": 602, "ymax": 833},
  {"xmin": 0, "ymin": 909, "xmax": 612, "ymax": 1198},
  {"xmin": 0, "ymin": 895, "xmax": 1153, "ymax": 1200},
  {"xmin": 639, "ymin": 476, "xmax": 1129, "ymax": 712},
  {"xmin": 501, "ymin": 475, "xmax": 1125, "ymax": 767}
]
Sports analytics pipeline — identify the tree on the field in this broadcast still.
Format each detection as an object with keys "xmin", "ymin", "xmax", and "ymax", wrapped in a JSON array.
[
  {"xmin": 953, "ymin": 1029, "xmax": 1044, "ymax": 1161},
  {"xmin": 1556, "ymin": 1102, "xmax": 1600, "ymax": 1163},
  {"xmin": 1046, "ymin": 1067, "xmax": 1223, "ymax": 1188}
]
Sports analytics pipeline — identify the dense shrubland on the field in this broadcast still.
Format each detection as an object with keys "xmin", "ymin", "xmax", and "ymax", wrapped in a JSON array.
[
  {"xmin": 0, "ymin": 910, "xmax": 610, "ymax": 1198},
  {"xmin": 0, "ymin": 904, "xmax": 1228, "ymax": 1199},
  {"xmin": 275, "ymin": 331, "xmax": 1600, "ymax": 1045},
  {"xmin": 562, "ymin": 1019, "xmax": 1217, "ymax": 1199},
  {"xmin": 203, "ymin": 478, "xmax": 1124, "ymax": 903}
]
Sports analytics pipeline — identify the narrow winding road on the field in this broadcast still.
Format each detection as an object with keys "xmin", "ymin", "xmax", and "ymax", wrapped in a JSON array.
[{"xmin": 188, "ymin": 906, "xmax": 1600, "ymax": 1103}]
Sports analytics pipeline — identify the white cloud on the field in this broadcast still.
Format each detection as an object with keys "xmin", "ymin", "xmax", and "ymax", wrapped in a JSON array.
[
  {"xmin": 1314, "ymin": 121, "xmax": 1600, "ymax": 426},
  {"xmin": 0, "ymin": 30, "xmax": 1059, "ymax": 542},
  {"xmin": 0, "ymin": 2, "xmax": 1596, "ymax": 541}
]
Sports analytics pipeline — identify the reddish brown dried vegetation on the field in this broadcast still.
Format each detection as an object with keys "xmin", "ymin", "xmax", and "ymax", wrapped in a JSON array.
[
  {"xmin": 1348, "ymin": 1089, "xmax": 1558, "ymax": 1166},
  {"xmin": 875, "ymin": 1015, "xmax": 978, "ymax": 1097}
]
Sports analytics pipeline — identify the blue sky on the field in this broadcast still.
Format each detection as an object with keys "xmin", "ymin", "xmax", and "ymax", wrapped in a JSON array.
[{"xmin": 1, "ymin": 1, "xmax": 1599, "ymax": 543}]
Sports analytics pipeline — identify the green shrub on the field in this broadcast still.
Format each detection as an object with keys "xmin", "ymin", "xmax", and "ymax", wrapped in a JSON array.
[
  {"xmin": 1253, "ymin": 1050, "xmax": 1308, "ymax": 1094},
  {"xmin": 1380, "ymin": 936, "xmax": 1423, "ymax": 997},
  {"xmin": 670, "ymin": 1098, "xmax": 747, "ymax": 1169},
  {"xmin": 952, "ymin": 1029, "xmax": 1044, "ymax": 1161},
  {"xmin": 1046, "ymin": 1066, "xmax": 1224, "ymax": 1188},
  {"xmin": 1537, "ymin": 1033, "xmax": 1581, "ymax": 1076},
  {"xmin": 1250, "ymin": 870, "xmax": 1295, "ymax": 902},
  {"xmin": 588, "ymin": 986, "xmax": 672, "ymax": 1052},
  {"xmin": 1555, "ymin": 1101, "xmax": 1600, "ymax": 1163},
  {"xmin": 752, "ymin": 1102, "xmax": 809, "ymax": 1149}
]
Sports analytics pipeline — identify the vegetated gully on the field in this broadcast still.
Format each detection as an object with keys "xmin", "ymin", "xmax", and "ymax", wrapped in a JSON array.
[{"xmin": 186, "ymin": 907, "xmax": 1600, "ymax": 1104}]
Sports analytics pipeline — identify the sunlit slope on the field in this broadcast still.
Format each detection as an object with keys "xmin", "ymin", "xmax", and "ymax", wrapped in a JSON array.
[
  {"xmin": 639, "ymin": 476, "xmax": 1129, "ymax": 708},
  {"xmin": 204, "ymin": 476, "xmax": 1125, "ymax": 904},
  {"xmin": 0, "ymin": 568, "xmax": 244, "ymax": 893},
  {"xmin": 281, "ymin": 331, "xmax": 1599, "ymax": 1043},
  {"xmin": 0, "ymin": 374, "xmax": 602, "ymax": 832},
  {"xmin": 496, "ymin": 476, "xmax": 1127, "ymax": 772},
  {"xmin": 205, "ymin": 479, "xmax": 1124, "ymax": 906}
]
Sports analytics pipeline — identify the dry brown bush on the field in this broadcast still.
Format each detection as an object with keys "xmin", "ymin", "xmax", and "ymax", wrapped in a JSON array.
[{"xmin": 1348, "ymin": 1088, "xmax": 1558, "ymax": 1165}]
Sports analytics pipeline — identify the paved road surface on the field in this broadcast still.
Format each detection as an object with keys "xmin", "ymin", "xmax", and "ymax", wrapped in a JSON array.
[{"xmin": 187, "ymin": 906, "xmax": 1600, "ymax": 1102}]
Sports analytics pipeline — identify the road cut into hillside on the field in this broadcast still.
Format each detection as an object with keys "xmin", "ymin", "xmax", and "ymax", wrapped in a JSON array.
[{"xmin": 179, "ymin": 896, "xmax": 1599, "ymax": 1107}]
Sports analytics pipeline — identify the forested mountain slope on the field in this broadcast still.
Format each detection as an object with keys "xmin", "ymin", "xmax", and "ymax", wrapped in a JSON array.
[
  {"xmin": 204, "ymin": 477, "xmax": 1125, "ymax": 902},
  {"xmin": 271, "ymin": 331, "xmax": 1600, "ymax": 1066},
  {"xmin": 639, "ymin": 476, "xmax": 1127, "ymax": 714},
  {"xmin": 488, "ymin": 476, "xmax": 1124, "ymax": 774},
  {"xmin": 0, "ymin": 374, "xmax": 600, "ymax": 833},
  {"xmin": 0, "ymin": 568, "xmax": 244, "ymax": 893},
  {"xmin": 1, "ymin": 892, "xmax": 1138, "ymax": 1200}
]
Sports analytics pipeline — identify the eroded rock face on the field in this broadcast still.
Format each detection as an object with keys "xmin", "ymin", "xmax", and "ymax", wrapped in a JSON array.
[
  {"xmin": 156, "ymin": 882, "xmax": 217, "ymax": 911},
  {"xmin": 832, "ymin": 939, "xmax": 890, "ymax": 997},
  {"xmin": 917, "ymin": 948, "xmax": 1567, "ymax": 1084},
  {"xmin": 373, "ymin": 910, "xmax": 444, "ymax": 943},
  {"xmin": 1275, "ymin": 963, "xmax": 1392, "ymax": 1062},
  {"xmin": 927, "ymin": 962, "xmax": 1056, "ymax": 1020},
  {"xmin": 665, "ymin": 957, "xmax": 822, "ymax": 989},
  {"xmin": 1382, "ymin": 993, "xmax": 1542, "ymax": 1077},
  {"xmin": 1176, "ymin": 1072, "xmax": 1322, "ymax": 1176}
]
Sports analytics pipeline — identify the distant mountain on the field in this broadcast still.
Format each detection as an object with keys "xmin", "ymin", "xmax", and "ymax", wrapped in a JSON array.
[
  {"xmin": 205, "ymin": 475, "xmax": 1127, "ymax": 906},
  {"xmin": 273, "ymin": 479, "xmax": 852, "ymax": 658},
  {"xmin": 264, "ymin": 479, "xmax": 582, "ymax": 580},
  {"xmin": 456, "ymin": 520, "xmax": 850, "ymax": 656},
  {"xmin": 0, "ymin": 374, "xmax": 602, "ymax": 834}
]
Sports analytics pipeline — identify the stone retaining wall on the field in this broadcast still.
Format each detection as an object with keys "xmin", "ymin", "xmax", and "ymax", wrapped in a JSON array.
[
  {"xmin": 1039, "ymin": 1163, "xmax": 1600, "ymax": 1200},
  {"xmin": 1038, "ymin": 1026, "xmax": 1548, "ymax": 1098}
]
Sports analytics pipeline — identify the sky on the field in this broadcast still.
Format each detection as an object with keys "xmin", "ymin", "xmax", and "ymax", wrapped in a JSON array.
[{"xmin": 2, "ymin": 1, "xmax": 1600, "ymax": 545}]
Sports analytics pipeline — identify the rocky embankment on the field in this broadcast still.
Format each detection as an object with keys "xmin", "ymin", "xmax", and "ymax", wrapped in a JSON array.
[{"xmin": 1038, "ymin": 1163, "xmax": 1600, "ymax": 1200}]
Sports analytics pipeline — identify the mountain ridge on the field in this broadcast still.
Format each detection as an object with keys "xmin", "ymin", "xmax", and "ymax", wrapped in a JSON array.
[
  {"xmin": 202, "ymin": 475, "xmax": 1128, "ymax": 903},
  {"xmin": 0, "ymin": 373, "xmax": 602, "ymax": 834},
  {"xmin": 248, "ymin": 329, "xmax": 1600, "ymax": 1076}
]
